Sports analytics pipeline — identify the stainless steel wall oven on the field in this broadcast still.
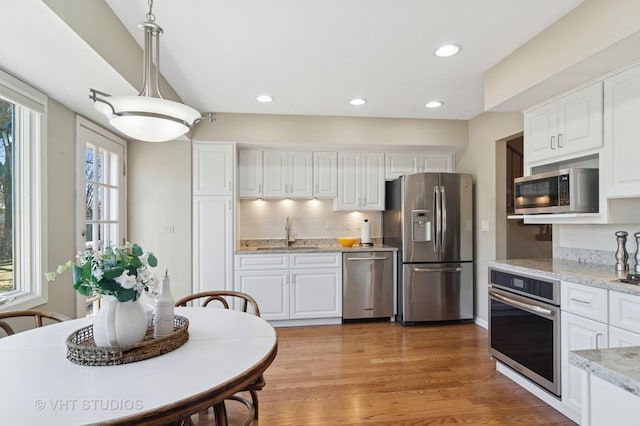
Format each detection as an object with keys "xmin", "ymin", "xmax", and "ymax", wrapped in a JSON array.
[{"xmin": 488, "ymin": 267, "xmax": 561, "ymax": 397}]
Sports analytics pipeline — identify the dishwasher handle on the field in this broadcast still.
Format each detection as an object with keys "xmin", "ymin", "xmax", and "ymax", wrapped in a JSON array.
[{"xmin": 346, "ymin": 257, "xmax": 388, "ymax": 261}]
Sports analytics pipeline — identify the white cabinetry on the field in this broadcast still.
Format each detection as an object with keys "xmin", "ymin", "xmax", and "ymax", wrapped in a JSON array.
[
  {"xmin": 603, "ymin": 64, "xmax": 640, "ymax": 198},
  {"xmin": 193, "ymin": 143, "xmax": 234, "ymax": 196},
  {"xmin": 192, "ymin": 142, "xmax": 235, "ymax": 294},
  {"xmin": 588, "ymin": 374, "xmax": 640, "ymax": 426},
  {"xmin": 336, "ymin": 152, "xmax": 385, "ymax": 211},
  {"xmin": 263, "ymin": 151, "xmax": 313, "ymax": 198},
  {"xmin": 385, "ymin": 152, "xmax": 454, "ymax": 180},
  {"xmin": 608, "ymin": 290, "xmax": 640, "ymax": 346},
  {"xmin": 313, "ymin": 152, "xmax": 337, "ymax": 198},
  {"xmin": 524, "ymin": 83, "xmax": 603, "ymax": 166},
  {"xmin": 560, "ymin": 281, "xmax": 608, "ymax": 417},
  {"xmin": 234, "ymin": 252, "xmax": 342, "ymax": 324},
  {"xmin": 238, "ymin": 150, "xmax": 263, "ymax": 198}
]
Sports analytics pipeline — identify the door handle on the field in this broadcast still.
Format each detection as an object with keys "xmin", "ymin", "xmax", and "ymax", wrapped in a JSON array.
[
  {"xmin": 434, "ymin": 186, "xmax": 441, "ymax": 253},
  {"xmin": 489, "ymin": 290, "xmax": 554, "ymax": 318},
  {"xmin": 440, "ymin": 185, "xmax": 446, "ymax": 254},
  {"xmin": 413, "ymin": 267, "xmax": 462, "ymax": 273},
  {"xmin": 550, "ymin": 136, "xmax": 556, "ymax": 150},
  {"xmin": 558, "ymin": 133, "xmax": 563, "ymax": 148}
]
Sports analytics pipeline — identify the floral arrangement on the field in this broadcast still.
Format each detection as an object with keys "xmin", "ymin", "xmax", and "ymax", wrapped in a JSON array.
[{"xmin": 46, "ymin": 242, "xmax": 160, "ymax": 302}]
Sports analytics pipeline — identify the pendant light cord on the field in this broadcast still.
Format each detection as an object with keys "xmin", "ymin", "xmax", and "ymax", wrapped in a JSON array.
[{"xmin": 146, "ymin": 0, "xmax": 156, "ymax": 23}]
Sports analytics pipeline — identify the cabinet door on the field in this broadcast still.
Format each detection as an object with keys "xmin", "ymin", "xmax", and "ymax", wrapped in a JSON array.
[
  {"xmin": 192, "ymin": 143, "xmax": 234, "ymax": 196},
  {"xmin": 361, "ymin": 152, "xmax": 385, "ymax": 210},
  {"xmin": 234, "ymin": 270, "xmax": 289, "ymax": 320},
  {"xmin": 288, "ymin": 151, "xmax": 313, "ymax": 198},
  {"xmin": 556, "ymin": 82, "xmax": 603, "ymax": 157},
  {"xmin": 313, "ymin": 152, "xmax": 337, "ymax": 198},
  {"xmin": 336, "ymin": 152, "xmax": 361, "ymax": 210},
  {"xmin": 604, "ymin": 64, "xmax": 640, "ymax": 198},
  {"xmin": 609, "ymin": 326, "xmax": 640, "ymax": 348},
  {"xmin": 192, "ymin": 197, "xmax": 233, "ymax": 292},
  {"xmin": 609, "ymin": 290, "xmax": 640, "ymax": 334},
  {"xmin": 420, "ymin": 152, "xmax": 454, "ymax": 173},
  {"xmin": 385, "ymin": 152, "xmax": 420, "ymax": 180},
  {"xmin": 238, "ymin": 150, "xmax": 263, "ymax": 198},
  {"xmin": 263, "ymin": 151, "xmax": 288, "ymax": 198},
  {"xmin": 525, "ymin": 101, "xmax": 558, "ymax": 164},
  {"xmin": 561, "ymin": 311, "xmax": 608, "ymax": 415},
  {"xmin": 289, "ymin": 269, "xmax": 342, "ymax": 319}
]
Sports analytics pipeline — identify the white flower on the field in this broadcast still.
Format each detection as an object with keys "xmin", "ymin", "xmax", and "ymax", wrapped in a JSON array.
[
  {"xmin": 137, "ymin": 268, "xmax": 154, "ymax": 284},
  {"xmin": 92, "ymin": 268, "xmax": 104, "ymax": 281},
  {"xmin": 114, "ymin": 270, "xmax": 137, "ymax": 289},
  {"xmin": 138, "ymin": 253, "xmax": 149, "ymax": 267}
]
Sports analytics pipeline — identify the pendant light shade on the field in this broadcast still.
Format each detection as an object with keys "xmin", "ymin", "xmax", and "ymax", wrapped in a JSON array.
[{"xmin": 90, "ymin": 1, "xmax": 211, "ymax": 142}]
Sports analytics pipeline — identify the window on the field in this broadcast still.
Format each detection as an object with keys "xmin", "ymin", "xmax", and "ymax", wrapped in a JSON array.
[{"xmin": 0, "ymin": 68, "xmax": 47, "ymax": 309}]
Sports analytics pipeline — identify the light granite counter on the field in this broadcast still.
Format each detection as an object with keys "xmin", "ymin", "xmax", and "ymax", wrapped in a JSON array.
[
  {"xmin": 235, "ymin": 244, "xmax": 397, "ymax": 254},
  {"xmin": 569, "ymin": 347, "xmax": 640, "ymax": 397},
  {"xmin": 488, "ymin": 258, "xmax": 640, "ymax": 297}
]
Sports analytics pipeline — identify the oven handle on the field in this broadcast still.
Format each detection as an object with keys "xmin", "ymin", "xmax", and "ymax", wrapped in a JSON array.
[{"xmin": 489, "ymin": 288, "xmax": 555, "ymax": 319}]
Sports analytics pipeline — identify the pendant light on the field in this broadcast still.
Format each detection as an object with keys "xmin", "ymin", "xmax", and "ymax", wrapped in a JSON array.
[{"xmin": 89, "ymin": 0, "xmax": 211, "ymax": 142}]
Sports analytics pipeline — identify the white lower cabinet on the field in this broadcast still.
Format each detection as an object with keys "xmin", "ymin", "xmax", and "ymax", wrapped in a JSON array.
[
  {"xmin": 234, "ymin": 253, "xmax": 342, "ymax": 323},
  {"xmin": 588, "ymin": 374, "xmax": 640, "ymax": 426},
  {"xmin": 560, "ymin": 280, "xmax": 609, "ymax": 418}
]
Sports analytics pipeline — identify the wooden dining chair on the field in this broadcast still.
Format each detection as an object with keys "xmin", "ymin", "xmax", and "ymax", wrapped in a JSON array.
[
  {"xmin": 175, "ymin": 291, "xmax": 265, "ymax": 425},
  {"xmin": 0, "ymin": 310, "xmax": 71, "ymax": 336}
]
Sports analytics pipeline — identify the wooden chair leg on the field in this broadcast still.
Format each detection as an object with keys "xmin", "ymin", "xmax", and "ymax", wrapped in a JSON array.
[
  {"xmin": 250, "ymin": 390, "xmax": 259, "ymax": 419},
  {"xmin": 214, "ymin": 402, "xmax": 228, "ymax": 426}
]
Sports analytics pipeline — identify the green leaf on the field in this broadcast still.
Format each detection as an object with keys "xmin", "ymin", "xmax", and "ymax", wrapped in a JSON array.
[
  {"xmin": 147, "ymin": 253, "xmax": 158, "ymax": 267},
  {"xmin": 77, "ymin": 284, "xmax": 93, "ymax": 296},
  {"xmin": 129, "ymin": 256, "xmax": 142, "ymax": 268},
  {"xmin": 132, "ymin": 244, "xmax": 143, "ymax": 257},
  {"xmin": 115, "ymin": 288, "xmax": 137, "ymax": 302},
  {"xmin": 103, "ymin": 266, "xmax": 124, "ymax": 280},
  {"xmin": 72, "ymin": 264, "xmax": 84, "ymax": 284}
]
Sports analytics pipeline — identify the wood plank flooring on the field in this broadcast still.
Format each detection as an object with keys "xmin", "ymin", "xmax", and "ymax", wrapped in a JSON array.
[{"xmin": 201, "ymin": 321, "xmax": 576, "ymax": 425}]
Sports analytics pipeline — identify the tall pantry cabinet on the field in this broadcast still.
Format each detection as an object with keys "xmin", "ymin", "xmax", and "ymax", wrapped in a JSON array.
[{"xmin": 192, "ymin": 142, "xmax": 235, "ymax": 293}]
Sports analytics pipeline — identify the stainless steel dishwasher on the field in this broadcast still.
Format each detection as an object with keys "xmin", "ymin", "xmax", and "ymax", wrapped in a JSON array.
[{"xmin": 342, "ymin": 251, "xmax": 394, "ymax": 320}]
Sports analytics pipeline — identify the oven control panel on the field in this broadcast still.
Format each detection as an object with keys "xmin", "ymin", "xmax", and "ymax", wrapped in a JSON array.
[{"xmin": 489, "ymin": 268, "xmax": 559, "ymax": 305}]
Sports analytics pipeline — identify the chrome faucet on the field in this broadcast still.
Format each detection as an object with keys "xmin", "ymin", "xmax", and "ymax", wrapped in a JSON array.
[{"xmin": 285, "ymin": 216, "xmax": 293, "ymax": 247}]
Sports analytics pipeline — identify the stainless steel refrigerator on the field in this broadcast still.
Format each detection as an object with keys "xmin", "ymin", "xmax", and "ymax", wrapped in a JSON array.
[{"xmin": 383, "ymin": 173, "xmax": 473, "ymax": 324}]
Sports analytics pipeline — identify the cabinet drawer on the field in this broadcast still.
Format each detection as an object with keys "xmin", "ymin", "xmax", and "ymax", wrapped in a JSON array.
[
  {"xmin": 561, "ymin": 281, "xmax": 608, "ymax": 322},
  {"xmin": 609, "ymin": 291, "xmax": 640, "ymax": 334},
  {"xmin": 289, "ymin": 253, "xmax": 342, "ymax": 269},
  {"xmin": 234, "ymin": 254, "xmax": 288, "ymax": 270}
]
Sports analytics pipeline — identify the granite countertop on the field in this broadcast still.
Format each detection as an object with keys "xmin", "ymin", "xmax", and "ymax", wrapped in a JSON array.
[
  {"xmin": 569, "ymin": 347, "xmax": 640, "ymax": 397},
  {"xmin": 235, "ymin": 245, "xmax": 397, "ymax": 254},
  {"xmin": 488, "ymin": 258, "xmax": 640, "ymax": 296}
]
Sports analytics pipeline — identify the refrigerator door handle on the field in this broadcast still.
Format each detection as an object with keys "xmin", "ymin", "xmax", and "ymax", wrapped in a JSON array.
[
  {"xmin": 346, "ymin": 257, "xmax": 388, "ymax": 261},
  {"xmin": 434, "ymin": 185, "xmax": 441, "ymax": 253},
  {"xmin": 440, "ymin": 185, "xmax": 447, "ymax": 254},
  {"xmin": 413, "ymin": 266, "xmax": 463, "ymax": 273}
]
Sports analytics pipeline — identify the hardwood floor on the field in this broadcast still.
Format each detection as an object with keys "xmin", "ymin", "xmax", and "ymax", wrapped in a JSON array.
[{"xmin": 210, "ymin": 321, "xmax": 575, "ymax": 425}]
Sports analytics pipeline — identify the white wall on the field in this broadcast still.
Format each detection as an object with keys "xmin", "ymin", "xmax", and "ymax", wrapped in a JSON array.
[
  {"xmin": 456, "ymin": 112, "xmax": 524, "ymax": 322},
  {"xmin": 555, "ymin": 224, "xmax": 640, "ymax": 268}
]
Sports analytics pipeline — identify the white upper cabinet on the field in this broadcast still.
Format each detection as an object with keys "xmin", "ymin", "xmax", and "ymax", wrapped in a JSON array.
[
  {"xmin": 336, "ymin": 152, "xmax": 385, "ymax": 211},
  {"xmin": 313, "ymin": 152, "xmax": 337, "ymax": 198},
  {"xmin": 603, "ymin": 64, "xmax": 640, "ymax": 198},
  {"xmin": 263, "ymin": 151, "xmax": 313, "ymax": 198},
  {"xmin": 385, "ymin": 152, "xmax": 454, "ymax": 180},
  {"xmin": 524, "ymin": 82, "xmax": 603, "ymax": 166},
  {"xmin": 192, "ymin": 142, "xmax": 234, "ymax": 196},
  {"xmin": 238, "ymin": 150, "xmax": 263, "ymax": 198}
]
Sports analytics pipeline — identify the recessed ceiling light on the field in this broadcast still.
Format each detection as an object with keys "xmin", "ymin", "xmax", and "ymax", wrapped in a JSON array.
[
  {"xmin": 349, "ymin": 98, "xmax": 367, "ymax": 106},
  {"xmin": 256, "ymin": 95, "xmax": 273, "ymax": 103},
  {"xmin": 425, "ymin": 101, "xmax": 443, "ymax": 109},
  {"xmin": 434, "ymin": 44, "xmax": 461, "ymax": 57}
]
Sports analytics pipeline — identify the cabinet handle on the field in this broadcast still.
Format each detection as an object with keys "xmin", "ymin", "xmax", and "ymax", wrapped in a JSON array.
[
  {"xmin": 595, "ymin": 332, "xmax": 603, "ymax": 349},
  {"xmin": 363, "ymin": 197, "xmax": 367, "ymax": 207},
  {"xmin": 258, "ymin": 183, "xmax": 262, "ymax": 194},
  {"xmin": 227, "ymin": 181, "xmax": 232, "ymax": 191},
  {"xmin": 558, "ymin": 133, "xmax": 563, "ymax": 148},
  {"xmin": 550, "ymin": 136, "xmax": 556, "ymax": 150},
  {"xmin": 570, "ymin": 297, "xmax": 591, "ymax": 305},
  {"xmin": 315, "ymin": 183, "xmax": 318, "ymax": 194}
]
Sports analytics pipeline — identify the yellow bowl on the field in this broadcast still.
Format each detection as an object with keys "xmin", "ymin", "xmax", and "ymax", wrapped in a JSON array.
[{"xmin": 337, "ymin": 237, "xmax": 357, "ymax": 247}]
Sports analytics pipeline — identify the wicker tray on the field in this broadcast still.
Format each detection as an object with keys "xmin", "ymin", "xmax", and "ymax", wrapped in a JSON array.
[{"xmin": 66, "ymin": 315, "xmax": 189, "ymax": 366}]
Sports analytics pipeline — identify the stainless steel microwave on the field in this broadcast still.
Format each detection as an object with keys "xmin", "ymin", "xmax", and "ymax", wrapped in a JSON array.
[{"xmin": 514, "ymin": 168, "xmax": 598, "ymax": 214}]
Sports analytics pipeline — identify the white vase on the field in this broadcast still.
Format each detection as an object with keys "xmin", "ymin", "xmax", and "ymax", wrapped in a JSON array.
[{"xmin": 93, "ymin": 295, "xmax": 148, "ymax": 347}]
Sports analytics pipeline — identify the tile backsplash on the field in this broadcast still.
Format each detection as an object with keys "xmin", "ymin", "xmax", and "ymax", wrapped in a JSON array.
[
  {"xmin": 555, "ymin": 224, "xmax": 640, "ymax": 267},
  {"xmin": 237, "ymin": 199, "xmax": 382, "ymax": 241}
]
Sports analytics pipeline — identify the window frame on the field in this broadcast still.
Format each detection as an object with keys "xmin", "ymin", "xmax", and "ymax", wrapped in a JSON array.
[{"xmin": 0, "ymin": 67, "xmax": 48, "ymax": 311}]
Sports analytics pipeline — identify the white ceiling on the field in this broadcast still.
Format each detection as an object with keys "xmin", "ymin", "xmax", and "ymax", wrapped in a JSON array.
[{"xmin": 104, "ymin": 0, "xmax": 584, "ymax": 121}]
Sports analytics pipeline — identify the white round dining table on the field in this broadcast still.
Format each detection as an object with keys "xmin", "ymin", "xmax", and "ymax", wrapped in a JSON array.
[{"xmin": 0, "ymin": 307, "xmax": 277, "ymax": 425}]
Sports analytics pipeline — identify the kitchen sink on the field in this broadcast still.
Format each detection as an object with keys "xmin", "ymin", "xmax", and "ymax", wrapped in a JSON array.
[{"xmin": 256, "ymin": 246, "xmax": 321, "ymax": 250}]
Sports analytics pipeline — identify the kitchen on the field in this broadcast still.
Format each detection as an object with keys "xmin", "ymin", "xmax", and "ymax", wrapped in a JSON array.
[{"xmin": 3, "ymin": 0, "xmax": 640, "ymax": 424}]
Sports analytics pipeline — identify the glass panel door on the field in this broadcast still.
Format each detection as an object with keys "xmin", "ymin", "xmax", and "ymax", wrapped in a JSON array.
[{"xmin": 76, "ymin": 118, "xmax": 126, "ymax": 317}]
